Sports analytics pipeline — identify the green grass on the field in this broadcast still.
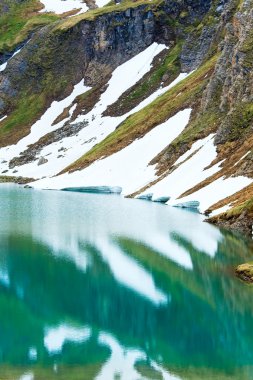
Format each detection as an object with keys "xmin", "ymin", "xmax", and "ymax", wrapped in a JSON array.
[
  {"xmin": 240, "ymin": 27, "xmax": 253, "ymax": 68},
  {"xmin": 0, "ymin": 175, "xmax": 33, "ymax": 183},
  {"xmin": 0, "ymin": 0, "xmax": 58, "ymax": 54},
  {"xmin": 225, "ymin": 197, "xmax": 253, "ymax": 218},
  {"xmin": 219, "ymin": 102, "xmax": 253, "ymax": 142},
  {"xmin": 0, "ymin": 92, "xmax": 48, "ymax": 146},
  {"xmin": 123, "ymin": 42, "xmax": 181, "ymax": 103}
]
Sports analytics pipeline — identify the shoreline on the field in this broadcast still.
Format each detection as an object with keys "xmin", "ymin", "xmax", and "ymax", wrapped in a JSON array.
[{"xmin": 1, "ymin": 177, "xmax": 252, "ymax": 240}]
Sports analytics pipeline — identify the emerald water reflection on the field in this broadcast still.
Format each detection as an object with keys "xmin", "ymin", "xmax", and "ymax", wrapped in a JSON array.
[{"xmin": 0, "ymin": 184, "xmax": 253, "ymax": 380}]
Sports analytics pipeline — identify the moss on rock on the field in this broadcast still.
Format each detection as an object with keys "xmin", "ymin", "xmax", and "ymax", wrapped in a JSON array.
[{"xmin": 236, "ymin": 263, "xmax": 253, "ymax": 283}]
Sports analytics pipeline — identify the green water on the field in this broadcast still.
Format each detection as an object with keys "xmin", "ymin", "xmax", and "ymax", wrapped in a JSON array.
[{"xmin": 0, "ymin": 184, "xmax": 253, "ymax": 380}]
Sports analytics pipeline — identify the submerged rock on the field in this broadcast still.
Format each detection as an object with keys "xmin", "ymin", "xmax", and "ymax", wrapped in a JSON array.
[
  {"xmin": 137, "ymin": 193, "xmax": 153, "ymax": 201},
  {"xmin": 235, "ymin": 263, "xmax": 253, "ymax": 283},
  {"xmin": 152, "ymin": 196, "xmax": 170, "ymax": 203},
  {"xmin": 173, "ymin": 201, "xmax": 200, "ymax": 210},
  {"xmin": 62, "ymin": 186, "xmax": 122, "ymax": 194}
]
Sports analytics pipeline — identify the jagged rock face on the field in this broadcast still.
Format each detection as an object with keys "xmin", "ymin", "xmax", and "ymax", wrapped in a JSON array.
[
  {"xmin": 0, "ymin": 0, "xmax": 216, "ymax": 117},
  {"xmin": 164, "ymin": 0, "xmax": 212, "ymax": 20},
  {"xmin": 0, "ymin": 5, "xmax": 173, "ymax": 116},
  {"xmin": 180, "ymin": 25, "xmax": 217, "ymax": 71},
  {"xmin": 201, "ymin": 0, "xmax": 253, "ymax": 144},
  {"xmin": 180, "ymin": 0, "xmax": 232, "ymax": 72},
  {"xmin": 219, "ymin": 0, "xmax": 253, "ymax": 109}
]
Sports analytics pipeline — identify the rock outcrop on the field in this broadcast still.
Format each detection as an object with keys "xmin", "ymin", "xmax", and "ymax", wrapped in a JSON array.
[{"xmin": 236, "ymin": 263, "xmax": 253, "ymax": 283}]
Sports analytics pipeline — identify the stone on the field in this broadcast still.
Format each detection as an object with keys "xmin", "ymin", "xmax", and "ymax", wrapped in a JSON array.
[
  {"xmin": 37, "ymin": 157, "xmax": 48, "ymax": 166},
  {"xmin": 235, "ymin": 263, "xmax": 253, "ymax": 283}
]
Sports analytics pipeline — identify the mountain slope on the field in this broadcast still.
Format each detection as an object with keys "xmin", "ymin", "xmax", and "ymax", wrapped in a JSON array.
[{"xmin": 0, "ymin": 0, "xmax": 252, "ymax": 234}]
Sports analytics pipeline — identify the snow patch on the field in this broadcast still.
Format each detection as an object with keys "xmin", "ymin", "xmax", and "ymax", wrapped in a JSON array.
[
  {"xmin": 95, "ymin": 0, "xmax": 110, "ymax": 6},
  {"xmin": 149, "ymin": 134, "xmax": 220, "ymax": 201},
  {"xmin": 39, "ymin": 0, "xmax": 88, "ymax": 14},
  {"xmin": 170, "ymin": 176, "xmax": 253, "ymax": 214},
  {"xmin": 0, "ymin": 115, "xmax": 7, "ymax": 122},
  {"xmin": 0, "ymin": 80, "xmax": 90, "ymax": 166},
  {"xmin": 31, "ymin": 109, "xmax": 192, "ymax": 194},
  {"xmin": 4, "ymin": 43, "xmax": 167, "ymax": 178},
  {"xmin": 233, "ymin": 150, "xmax": 251, "ymax": 167},
  {"xmin": 210, "ymin": 204, "xmax": 231, "ymax": 217}
]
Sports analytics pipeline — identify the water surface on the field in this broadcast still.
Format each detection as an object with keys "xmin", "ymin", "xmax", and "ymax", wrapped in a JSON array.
[{"xmin": 0, "ymin": 184, "xmax": 253, "ymax": 380}]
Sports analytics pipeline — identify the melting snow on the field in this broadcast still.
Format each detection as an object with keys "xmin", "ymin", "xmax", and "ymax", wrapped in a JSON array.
[
  {"xmin": 0, "ymin": 115, "xmax": 7, "ymax": 122},
  {"xmin": 95, "ymin": 0, "xmax": 110, "ymax": 6},
  {"xmin": 39, "ymin": 0, "xmax": 88, "ymax": 14},
  {"xmin": 210, "ymin": 204, "xmax": 231, "ymax": 217},
  {"xmin": 0, "ymin": 80, "xmax": 90, "ymax": 165},
  {"xmin": 144, "ymin": 133, "xmax": 253, "ymax": 214},
  {"xmin": 1, "ymin": 43, "xmax": 167, "ymax": 178},
  {"xmin": 170, "ymin": 175, "xmax": 252, "ymax": 214},
  {"xmin": 32, "ymin": 109, "xmax": 192, "ymax": 193},
  {"xmin": 148, "ymin": 134, "xmax": 220, "ymax": 202}
]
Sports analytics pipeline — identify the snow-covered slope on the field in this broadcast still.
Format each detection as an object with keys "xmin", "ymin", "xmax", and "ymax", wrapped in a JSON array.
[
  {"xmin": 31, "ymin": 109, "xmax": 192, "ymax": 193},
  {"xmin": 1, "ymin": 39, "xmax": 252, "ymax": 218}
]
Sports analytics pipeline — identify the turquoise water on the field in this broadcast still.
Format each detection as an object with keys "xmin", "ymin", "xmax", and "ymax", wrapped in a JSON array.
[{"xmin": 0, "ymin": 184, "xmax": 253, "ymax": 380}]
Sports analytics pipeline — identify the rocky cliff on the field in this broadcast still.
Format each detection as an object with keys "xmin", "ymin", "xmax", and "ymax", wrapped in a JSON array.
[{"xmin": 0, "ymin": 0, "xmax": 252, "ymax": 235}]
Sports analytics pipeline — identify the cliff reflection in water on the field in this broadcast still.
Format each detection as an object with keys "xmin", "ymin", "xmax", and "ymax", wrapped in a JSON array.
[{"xmin": 0, "ymin": 185, "xmax": 253, "ymax": 379}]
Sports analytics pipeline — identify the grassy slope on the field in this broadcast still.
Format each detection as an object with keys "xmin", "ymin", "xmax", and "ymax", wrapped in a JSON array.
[
  {"xmin": 0, "ymin": 0, "xmax": 58, "ymax": 55},
  {"xmin": 0, "ymin": 0, "xmax": 60, "ymax": 146},
  {"xmin": 227, "ymin": 197, "xmax": 253, "ymax": 218}
]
